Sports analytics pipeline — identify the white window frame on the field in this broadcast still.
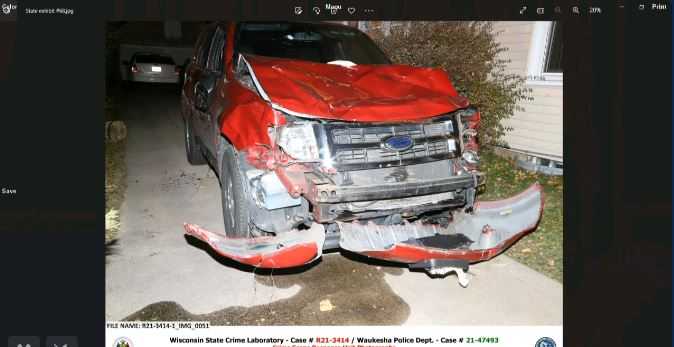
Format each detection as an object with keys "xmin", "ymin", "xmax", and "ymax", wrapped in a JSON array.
[{"xmin": 526, "ymin": 21, "xmax": 563, "ymax": 86}]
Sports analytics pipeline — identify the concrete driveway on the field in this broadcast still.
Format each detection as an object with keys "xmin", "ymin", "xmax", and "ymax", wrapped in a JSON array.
[{"xmin": 105, "ymin": 83, "xmax": 562, "ymax": 325}]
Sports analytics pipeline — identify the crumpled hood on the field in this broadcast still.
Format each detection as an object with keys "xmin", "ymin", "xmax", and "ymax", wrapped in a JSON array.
[{"xmin": 244, "ymin": 55, "xmax": 470, "ymax": 122}]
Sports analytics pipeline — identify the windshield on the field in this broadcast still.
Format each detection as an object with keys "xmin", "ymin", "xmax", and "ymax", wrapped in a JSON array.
[{"xmin": 237, "ymin": 22, "xmax": 391, "ymax": 65}]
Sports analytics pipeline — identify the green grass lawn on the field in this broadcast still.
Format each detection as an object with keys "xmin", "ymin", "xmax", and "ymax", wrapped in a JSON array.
[{"xmin": 478, "ymin": 150, "xmax": 563, "ymax": 283}]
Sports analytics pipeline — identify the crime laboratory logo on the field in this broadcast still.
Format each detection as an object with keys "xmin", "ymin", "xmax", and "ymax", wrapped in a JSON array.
[
  {"xmin": 535, "ymin": 337, "xmax": 556, "ymax": 347},
  {"xmin": 113, "ymin": 337, "xmax": 133, "ymax": 347}
]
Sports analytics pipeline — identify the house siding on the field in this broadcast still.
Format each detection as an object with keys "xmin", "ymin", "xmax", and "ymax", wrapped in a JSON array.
[{"xmin": 493, "ymin": 21, "xmax": 564, "ymax": 161}]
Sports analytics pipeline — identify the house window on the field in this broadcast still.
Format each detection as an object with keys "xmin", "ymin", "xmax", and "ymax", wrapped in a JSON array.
[{"xmin": 527, "ymin": 21, "xmax": 563, "ymax": 85}]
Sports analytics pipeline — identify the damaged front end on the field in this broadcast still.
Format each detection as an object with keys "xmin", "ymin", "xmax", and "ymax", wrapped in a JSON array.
[
  {"xmin": 184, "ymin": 183, "xmax": 543, "ymax": 285},
  {"xmin": 183, "ymin": 54, "xmax": 545, "ymax": 285}
]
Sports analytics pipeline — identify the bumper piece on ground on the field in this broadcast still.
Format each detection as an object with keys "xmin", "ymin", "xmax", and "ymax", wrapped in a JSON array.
[
  {"xmin": 183, "ymin": 223, "xmax": 325, "ymax": 268},
  {"xmin": 338, "ymin": 183, "xmax": 544, "ymax": 264},
  {"xmin": 183, "ymin": 183, "xmax": 542, "ymax": 272}
]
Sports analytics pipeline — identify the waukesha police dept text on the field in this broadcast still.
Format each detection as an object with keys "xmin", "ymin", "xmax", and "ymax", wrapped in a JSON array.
[{"xmin": 355, "ymin": 337, "xmax": 438, "ymax": 344}]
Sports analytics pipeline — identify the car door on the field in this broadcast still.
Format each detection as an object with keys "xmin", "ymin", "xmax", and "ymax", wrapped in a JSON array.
[
  {"xmin": 183, "ymin": 26, "xmax": 215, "ymax": 119},
  {"xmin": 194, "ymin": 24, "xmax": 227, "ymax": 158}
]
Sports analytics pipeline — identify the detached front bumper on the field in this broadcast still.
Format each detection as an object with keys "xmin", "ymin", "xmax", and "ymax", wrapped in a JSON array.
[
  {"xmin": 183, "ymin": 223, "xmax": 325, "ymax": 269},
  {"xmin": 183, "ymin": 183, "xmax": 544, "ymax": 271},
  {"xmin": 338, "ymin": 183, "xmax": 544, "ymax": 264}
]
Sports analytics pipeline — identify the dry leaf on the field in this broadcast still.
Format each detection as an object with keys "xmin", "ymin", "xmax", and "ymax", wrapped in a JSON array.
[{"xmin": 319, "ymin": 299, "xmax": 335, "ymax": 312}]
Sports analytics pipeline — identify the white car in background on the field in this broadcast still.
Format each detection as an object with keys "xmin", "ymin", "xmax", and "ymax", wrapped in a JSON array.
[{"xmin": 126, "ymin": 53, "xmax": 180, "ymax": 84}]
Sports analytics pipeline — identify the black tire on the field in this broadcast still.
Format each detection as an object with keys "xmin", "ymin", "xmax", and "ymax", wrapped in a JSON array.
[
  {"xmin": 220, "ymin": 143, "xmax": 254, "ymax": 238},
  {"xmin": 184, "ymin": 117, "xmax": 207, "ymax": 165}
]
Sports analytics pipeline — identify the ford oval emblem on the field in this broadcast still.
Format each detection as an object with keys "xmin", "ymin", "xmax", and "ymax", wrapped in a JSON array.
[{"xmin": 382, "ymin": 135, "xmax": 414, "ymax": 151}]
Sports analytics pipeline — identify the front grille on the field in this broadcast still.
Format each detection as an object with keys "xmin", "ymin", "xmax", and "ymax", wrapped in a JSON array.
[
  {"xmin": 322, "ymin": 115, "xmax": 459, "ymax": 171},
  {"xmin": 331, "ymin": 122, "xmax": 451, "ymax": 145}
]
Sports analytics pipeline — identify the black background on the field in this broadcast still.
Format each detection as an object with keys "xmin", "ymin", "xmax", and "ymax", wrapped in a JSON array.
[{"xmin": 0, "ymin": 1, "xmax": 671, "ymax": 346}]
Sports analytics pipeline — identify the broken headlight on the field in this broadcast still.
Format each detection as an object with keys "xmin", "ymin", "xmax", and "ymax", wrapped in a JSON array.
[
  {"xmin": 462, "ymin": 150, "xmax": 480, "ymax": 164},
  {"xmin": 457, "ymin": 106, "xmax": 480, "ymax": 155},
  {"xmin": 277, "ymin": 123, "xmax": 320, "ymax": 161}
]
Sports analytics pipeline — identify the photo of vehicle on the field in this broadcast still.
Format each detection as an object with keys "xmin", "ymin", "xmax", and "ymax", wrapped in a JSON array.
[
  {"xmin": 105, "ymin": 21, "xmax": 562, "ymax": 325},
  {"xmin": 180, "ymin": 22, "xmax": 543, "ymax": 284}
]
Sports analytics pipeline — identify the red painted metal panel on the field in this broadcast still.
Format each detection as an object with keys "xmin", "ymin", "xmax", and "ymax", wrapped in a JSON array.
[
  {"xmin": 245, "ymin": 55, "xmax": 469, "ymax": 122},
  {"xmin": 183, "ymin": 223, "xmax": 321, "ymax": 269}
]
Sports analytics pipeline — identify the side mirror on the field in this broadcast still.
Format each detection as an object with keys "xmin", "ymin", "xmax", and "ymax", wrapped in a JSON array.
[
  {"xmin": 194, "ymin": 74, "xmax": 217, "ymax": 112},
  {"xmin": 194, "ymin": 83, "xmax": 209, "ymax": 112}
]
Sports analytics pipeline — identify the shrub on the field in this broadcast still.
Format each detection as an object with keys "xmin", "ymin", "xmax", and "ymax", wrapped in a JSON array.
[{"xmin": 370, "ymin": 22, "xmax": 531, "ymax": 146}]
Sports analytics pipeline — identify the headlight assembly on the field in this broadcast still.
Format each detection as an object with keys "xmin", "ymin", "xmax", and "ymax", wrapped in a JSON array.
[
  {"xmin": 277, "ymin": 123, "xmax": 320, "ymax": 161},
  {"xmin": 462, "ymin": 150, "xmax": 480, "ymax": 164}
]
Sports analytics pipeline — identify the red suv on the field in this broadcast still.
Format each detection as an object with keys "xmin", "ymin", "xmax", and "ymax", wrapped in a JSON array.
[{"xmin": 181, "ymin": 22, "xmax": 543, "ymax": 284}]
